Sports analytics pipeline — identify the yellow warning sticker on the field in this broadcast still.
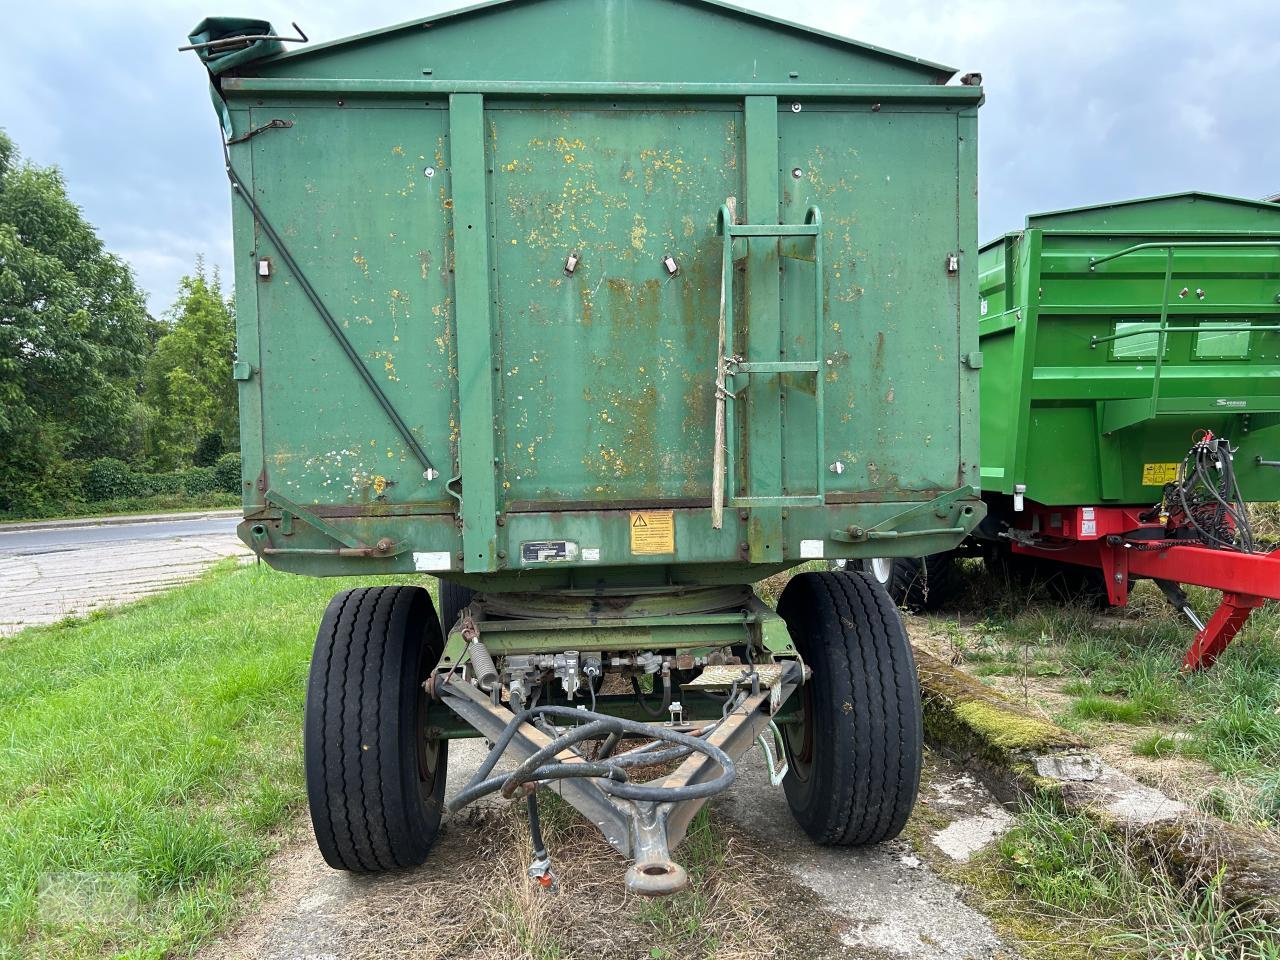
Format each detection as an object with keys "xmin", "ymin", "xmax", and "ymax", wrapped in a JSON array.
[
  {"xmin": 1142, "ymin": 462, "xmax": 1179, "ymax": 486},
  {"xmin": 629, "ymin": 510, "xmax": 675, "ymax": 555}
]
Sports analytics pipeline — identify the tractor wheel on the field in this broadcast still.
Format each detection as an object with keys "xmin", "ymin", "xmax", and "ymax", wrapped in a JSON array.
[
  {"xmin": 777, "ymin": 571, "xmax": 922, "ymax": 845},
  {"xmin": 304, "ymin": 585, "xmax": 448, "ymax": 872},
  {"xmin": 855, "ymin": 553, "xmax": 960, "ymax": 611},
  {"xmin": 439, "ymin": 579, "xmax": 476, "ymax": 634}
]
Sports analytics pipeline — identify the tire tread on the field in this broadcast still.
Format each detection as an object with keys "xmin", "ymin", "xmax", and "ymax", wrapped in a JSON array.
[
  {"xmin": 304, "ymin": 585, "xmax": 446, "ymax": 873},
  {"xmin": 779, "ymin": 570, "xmax": 921, "ymax": 846}
]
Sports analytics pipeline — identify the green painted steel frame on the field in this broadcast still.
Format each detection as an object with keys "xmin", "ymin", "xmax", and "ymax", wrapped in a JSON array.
[
  {"xmin": 450, "ymin": 93, "xmax": 501, "ymax": 573},
  {"xmin": 1086, "ymin": 240, "xmax": 1280, "ymax": 434},
  {"xmin": 437, "ymin": 593, "xmax": 796, "ymax": 671},
  {"xmin": 221, "ymin": 78, "xmax": 983, "ymax": 102}
]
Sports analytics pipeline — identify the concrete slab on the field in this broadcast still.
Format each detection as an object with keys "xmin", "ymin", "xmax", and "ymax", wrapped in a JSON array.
[{"xmin": 0, "ymin": 519, "xmax": 250, "ymax": 635}]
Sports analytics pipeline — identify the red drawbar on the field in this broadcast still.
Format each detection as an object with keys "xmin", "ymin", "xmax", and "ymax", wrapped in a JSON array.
[{"xmin": 1006, "ymin": 504, "xmax": 1280, "ymax": 670}]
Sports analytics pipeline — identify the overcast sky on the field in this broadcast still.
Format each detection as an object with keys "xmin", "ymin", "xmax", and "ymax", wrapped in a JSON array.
[{"xmin": 1, "ymin": 0, "xmax": 1276, "ymax": 315}]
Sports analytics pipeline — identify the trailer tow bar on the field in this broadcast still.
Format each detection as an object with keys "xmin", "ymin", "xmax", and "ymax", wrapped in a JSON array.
[{"xmin": 435, "ymin": 664, "xmax": 801, "ymax": 894}]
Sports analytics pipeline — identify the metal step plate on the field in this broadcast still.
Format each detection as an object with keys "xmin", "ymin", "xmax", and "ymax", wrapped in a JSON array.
[{"xmin": 682, "ymin": 663, "xmax": 787, "ymax": 691}]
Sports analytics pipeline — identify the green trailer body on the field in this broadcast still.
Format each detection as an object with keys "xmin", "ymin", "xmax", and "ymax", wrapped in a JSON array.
[
  {"xmin": 190, "ymin": 0, "xmax": 985, "ymax": 893},
  {"xmin": 204, "ymin": 0, "xmax": 983, "ymax": 591},
  {"xmin": 977, "ymin": 193, "xmax": 1280, "ymax": 508}
]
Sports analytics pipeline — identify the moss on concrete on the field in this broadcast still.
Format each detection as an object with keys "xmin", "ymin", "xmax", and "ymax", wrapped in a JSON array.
[
  {"xmin": 914, "ymin": 647, "xmax": 1082, "ymax": 800},
  {"xmin": 952, "ymin": 700, "xmax": 1073, "ymax": 753},
  {"xmin": 915, "ymin": 644, "xmax": 1280, "ymax": 926}
]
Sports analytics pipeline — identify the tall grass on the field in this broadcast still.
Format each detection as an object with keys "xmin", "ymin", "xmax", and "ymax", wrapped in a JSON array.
[{"xmin": 980, "ymin": 801, "xmax": 1280, "ymax": 959}]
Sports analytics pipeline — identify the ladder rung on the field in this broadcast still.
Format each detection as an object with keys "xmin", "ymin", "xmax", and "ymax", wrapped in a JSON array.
[
  {"xmin": 734, "ymin": 360, "xmax": 820, "ymax": 374},
  {"xmin": 729, "ymin": 224, "xmax": 820, "ymax": 238}
]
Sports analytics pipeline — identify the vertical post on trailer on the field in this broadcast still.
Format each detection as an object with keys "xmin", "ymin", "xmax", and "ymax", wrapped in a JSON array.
[
  {"xmin": 1148, "ymin": 246, "xmax": 1174, "ymax": 424},
  {"xmin": 450, "ymin": 93, "xmax": 499, "ymax": 573}
]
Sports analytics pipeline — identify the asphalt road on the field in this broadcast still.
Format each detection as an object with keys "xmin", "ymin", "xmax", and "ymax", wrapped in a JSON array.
[
  {"xmin": 0, "ymin": 512, "xmax": 249, "ymax": 635},
  {"xmin": 0, "ymin": 514, "xmax": 240, "ymax": 556}
]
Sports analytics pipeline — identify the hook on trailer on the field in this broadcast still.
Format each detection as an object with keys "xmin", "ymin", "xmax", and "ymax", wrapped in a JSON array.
[{"xmin": 179, "ymin": 21, "xmax": 308, "ymax": 52}]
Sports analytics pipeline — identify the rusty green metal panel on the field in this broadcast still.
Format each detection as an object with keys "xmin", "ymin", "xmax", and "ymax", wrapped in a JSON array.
[
  {"xmin": 978, "ymin": 193, "xmax": 1280, "ymax": 507},
  {"xmin": 199, "ymin": 0, "xmax": 985, "ymax": 586}
]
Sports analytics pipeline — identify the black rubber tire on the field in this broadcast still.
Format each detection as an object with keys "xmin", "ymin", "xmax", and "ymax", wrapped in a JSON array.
[
  {"xmin": 304, "ymin": 585, "xmax": 448, "ymax": 872},
  {"xmin": 777, "ymin": 570, "xmax": 922, "ymax": 846},
  {"xmin": 438, "ymin": 579, "xmax": 476, "ymax": 635},
  {"xmin": 858, "ymin": 552, "xmax": 960, "ymax": 612}
]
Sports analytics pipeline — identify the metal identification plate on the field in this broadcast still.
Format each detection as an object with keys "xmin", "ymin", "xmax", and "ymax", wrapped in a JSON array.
[
  {"xmin": 1141, "ymin": 462, "xmax": 1179, "ymax": 486},
  {"xmin": 520, "ymin": 540, "xmax": 579, "ymax": 564},
  {"xmin": 629, "ymin": 510, "xmax": 675, "ymax": 555}
]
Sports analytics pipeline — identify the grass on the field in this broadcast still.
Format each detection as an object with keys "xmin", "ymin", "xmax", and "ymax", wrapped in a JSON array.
[
  {"xmin": 766, "ymin": 548, "xmax": 1278, "ymax": 829},
  {"xmin": 930, "ymin": 560, "xmax": 1280, "ymax": 826},
  {"xmin": 971, "ymin": 801, "xmax": 1280, "ymax": 959},
  {"xmin": 0, "ymin": 560, "xmax": 418, "ymax": 960},
  {"xmin": 0, "ymin": 561, "xmax": 847, "ymax": 960}
]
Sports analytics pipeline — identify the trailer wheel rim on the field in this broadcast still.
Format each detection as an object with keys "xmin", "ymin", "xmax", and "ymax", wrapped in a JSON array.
[
  {"xmin": 869, "ymin": 557, "xmax": 893, "ymax": 584},
  {"xmin": 415, "ymin": 688, "xmax": 444, "ymax": 803},
  {"xmin": 782, "ymin": 683, "xmax": 815, "ymax": 783}
]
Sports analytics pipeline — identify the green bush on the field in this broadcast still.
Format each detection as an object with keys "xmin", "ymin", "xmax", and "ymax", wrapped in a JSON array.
[
  {"xmin": 213, "ymin": 453, "xmax": 242, "ymax": 494},
  {"xmin": 82, "ymin": 458, "xmax": 147, "ymax": 501},
  {"xmin": 177, "ymin": 466, "xmax": 219, "ymax": 497},
  {"xmin": 79, "ymin": 458, "xmax": 229, "ymax": 503},
  {"xmin": 193, "ymin": 432, "xmax": 226, "ymax": 467}
]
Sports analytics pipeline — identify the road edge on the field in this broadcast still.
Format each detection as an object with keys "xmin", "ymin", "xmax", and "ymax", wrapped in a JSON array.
[
  {"xmin": 0, "ymin": 509, "xmax": 242, "ymax": 534},
  {"xmin": 913, "ymin": 646, "xmax": 1280, "ymax": 922}
]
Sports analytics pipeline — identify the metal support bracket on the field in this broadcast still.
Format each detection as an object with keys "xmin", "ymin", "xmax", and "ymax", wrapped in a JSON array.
[
  {"xmin": 756, "ymin": 720, "xmax": 789, "ymax": 787},
  {"xmin": 226, "ymin": 118, "xmax": 293, "ymax": 145},
  {"xmin": 257, "ymin": 489, "xmax": 407, "ymax": 558},
  {"xmin": 830, "ymin": 485, "xmax": 979, "ymax": 543}
]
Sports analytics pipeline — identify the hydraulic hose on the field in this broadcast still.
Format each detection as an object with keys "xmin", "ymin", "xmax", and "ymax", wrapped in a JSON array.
[{"xmin": 445, "ymin": 701, "xmax": 739, "ymax": 813}]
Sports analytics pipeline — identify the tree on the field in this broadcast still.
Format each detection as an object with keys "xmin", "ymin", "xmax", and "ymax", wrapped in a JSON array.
[
  {"xmin": 0, "ymin": 129, "xmax": 149, "ymax": 511},
  {"xmin": 144, "ymin": 263, "xmax": 238, "ymax": 469}
]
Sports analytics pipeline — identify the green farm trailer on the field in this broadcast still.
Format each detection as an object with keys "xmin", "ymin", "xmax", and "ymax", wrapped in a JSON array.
[
  {"xmin": 187, "ymin": 0, "xmax": 984, "ymax": 892},
  {"xmin": 861, "ymin": 193, "xmax": 1280, "ymax": 669}
]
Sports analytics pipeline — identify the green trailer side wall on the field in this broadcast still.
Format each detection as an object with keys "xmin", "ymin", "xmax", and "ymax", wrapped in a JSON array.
[
  {"xmin": 209, "ymin": 0, "xmax": 984, "ymax": 586},
  {"xmin": 978, "ymin": 193, "xmax": 1280, "ymax": 507}
]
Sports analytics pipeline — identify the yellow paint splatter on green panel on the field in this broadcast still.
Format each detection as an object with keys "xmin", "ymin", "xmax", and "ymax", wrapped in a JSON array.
[{"xmin": 630, "ymin": 216, "xmax": 648, "ymax": 252}]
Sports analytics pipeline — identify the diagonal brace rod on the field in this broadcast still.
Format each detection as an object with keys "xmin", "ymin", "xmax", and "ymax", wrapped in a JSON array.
[{"xmin": 225, "ymin": 156, "xmax": 438, "ymax": 478}]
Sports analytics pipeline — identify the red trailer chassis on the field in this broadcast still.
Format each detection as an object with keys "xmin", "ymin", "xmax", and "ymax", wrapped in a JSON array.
[{"xmin": 1008, "ymin": 504, "xmax": 1280, "ymax": 670}]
